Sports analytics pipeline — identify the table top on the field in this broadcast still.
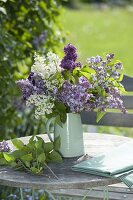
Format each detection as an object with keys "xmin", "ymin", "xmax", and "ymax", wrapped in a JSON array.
[{"xmin": 0, "ymin": 133, "xmax": 132, "ymax": 190}]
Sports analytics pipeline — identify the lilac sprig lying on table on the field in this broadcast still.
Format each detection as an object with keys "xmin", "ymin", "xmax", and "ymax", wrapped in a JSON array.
[
  {"xmin": 16, "ymin": 43, "xmax": 126, "ymax": 123},
  {"xmin": 0, "ymin": 141, "xmax": 10, "ymax": 152}
]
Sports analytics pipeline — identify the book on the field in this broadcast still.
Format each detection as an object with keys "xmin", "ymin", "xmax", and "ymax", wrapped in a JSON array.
[{"xmin": 72, "ymin": 141, "xmax": 133, "ymax": 187}]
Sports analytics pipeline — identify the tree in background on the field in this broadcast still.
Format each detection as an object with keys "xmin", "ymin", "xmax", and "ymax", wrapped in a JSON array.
[{"xmin": 0, "ymin": 0, "xmax": 64, "ymax": 140}]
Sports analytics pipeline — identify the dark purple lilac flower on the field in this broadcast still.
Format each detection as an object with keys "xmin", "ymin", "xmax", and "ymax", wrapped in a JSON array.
[
  {"xmin": 76, "ymin": 62, "xmax": 82, "ymax": 68},
  {"xmin": 16, "ymin": 72, "xmax": 47, "ymax": 100},
  {"xmin": 64, "ymin": 43, "xmax": 76, "ymax": 54},
  {"xmin": 0, "ymin": 141, "xmax": 10, "ymax": 152},
  {"xmin": 17, "ymin": 79, "xmax": 33, "ymax": 100},
  {"xmin": 60, "ymin": 58, "xmax": 76, "ymax": 70},
  {"xmin": 60, "ymin": 43, "xmax": 80, "ymax": 70}
]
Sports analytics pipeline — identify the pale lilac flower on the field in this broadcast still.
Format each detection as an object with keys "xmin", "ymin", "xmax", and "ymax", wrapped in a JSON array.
[
  {"xmin": 106, "ymin": 53, "xmax": 114, "ymax": 60},
  {"xmin": 115, "ymin": 62, "xmax": 122, "ymax": 70}
]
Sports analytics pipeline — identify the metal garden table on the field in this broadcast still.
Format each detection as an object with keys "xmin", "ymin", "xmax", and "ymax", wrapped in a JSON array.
[{"xmin": 0, "ymin": 133, "xmax": 132, "ymax": 192}]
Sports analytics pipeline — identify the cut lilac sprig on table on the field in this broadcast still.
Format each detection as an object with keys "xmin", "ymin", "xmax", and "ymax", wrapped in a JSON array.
[{"xmin": 0, "ymin": 141, "xmax": 10, "ymax": 152}]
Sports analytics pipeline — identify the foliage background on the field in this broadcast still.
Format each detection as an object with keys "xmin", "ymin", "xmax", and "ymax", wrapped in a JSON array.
[{"xmin": 0, "ymin": 0, "xmax": 64, "ymax": 140}]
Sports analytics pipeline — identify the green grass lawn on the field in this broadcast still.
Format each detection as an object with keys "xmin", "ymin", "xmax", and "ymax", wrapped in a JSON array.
[{"xmin": 60, "ymin": 5, "xmax": 133, "ymax": 76}]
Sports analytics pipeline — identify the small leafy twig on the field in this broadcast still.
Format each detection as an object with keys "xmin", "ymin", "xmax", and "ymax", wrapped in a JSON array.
[{"xmin": 44, "ymin": 163, "xmax": 59, "ymax": 180}]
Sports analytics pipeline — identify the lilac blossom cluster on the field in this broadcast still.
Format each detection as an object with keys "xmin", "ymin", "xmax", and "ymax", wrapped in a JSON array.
[
  {"xmin": 105, "ymin": 87, "xmax": 127, "ymax": 113},
  {"xmin": 17, "ymin": 72, "xmax": 46, "ymax": 100},
  {"xmin": 86, "ymin": 54, "xmax": 126, "ymax": 113},
  {"xmin": 56, "ymin": 77, "xmax": 94, "ymax": 113},
  {"xmin": 16, "ymin": 43, "xmax": 126, "ymax": 120},
  {"xmin": 0, "ymin": 141, "xmax": 10, "ymax": 152},
  {"xmin": 60, "ymin": 43, "xmax": 81, "ymax": 70}
]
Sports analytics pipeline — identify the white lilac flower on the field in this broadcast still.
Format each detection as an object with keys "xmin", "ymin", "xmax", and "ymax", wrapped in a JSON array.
[
  {"xmin": 31, "ymin": 52, "xmax": 61, "ymax": 80},
  {"xmin": 26, "ymin": 94, "xmax": 54, "ymax": 118},
  {"xmin": 31, "ymin": 53, "xmax": 46, "ymax": 77}
]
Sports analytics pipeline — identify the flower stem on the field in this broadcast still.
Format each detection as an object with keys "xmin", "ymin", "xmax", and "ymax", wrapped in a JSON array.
[{"xmin": 20, "ymin": 188, "xmax": 24, "ymax": 200}]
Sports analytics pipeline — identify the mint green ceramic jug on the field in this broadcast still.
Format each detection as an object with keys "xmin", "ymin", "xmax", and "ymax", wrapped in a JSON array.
[{"xmin": 46, "ymin": 113, "xmax": 84, "ymax": 158}]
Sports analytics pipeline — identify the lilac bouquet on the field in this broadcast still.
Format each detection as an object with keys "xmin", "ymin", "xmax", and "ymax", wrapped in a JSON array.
[{"xmin": 17, "ymin": 44, "xmax": 126, "ymax": 123}]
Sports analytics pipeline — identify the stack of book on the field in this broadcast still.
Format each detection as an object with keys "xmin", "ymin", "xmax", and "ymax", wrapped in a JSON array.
[{"xmin": 72, "ymin": 141, "xmax": 133, "ymax": 188}]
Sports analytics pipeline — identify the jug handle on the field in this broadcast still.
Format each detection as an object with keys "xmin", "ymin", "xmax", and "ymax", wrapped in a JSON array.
[{"xmin": 46, "ymin": 117, "xmax": 55, "ymax": 142}]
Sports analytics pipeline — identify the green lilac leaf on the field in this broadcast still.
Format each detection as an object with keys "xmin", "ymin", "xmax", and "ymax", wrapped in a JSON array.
[
  {"xmin": 31, "ymin": 167, "xmax": 39, "ymax": 174},
  {"xmin": 3, "ymin": 153, "xmax": 15, "ymax": 162},
  {"xmin": 79, "ymin": 71, "xmax": 91, "ymax": 80},
  {"xmin": 35, "ymin": 140, "xmax": 43, "ymax": 149},
  {"xmin": 36, "ymin": 136, "xmax": 45, "ymax": 143},
  {"xmin": 73, "ymin": 67, "xmax": 79, "ymax": 75},
  {"xmin": 96, "ymin": 111, "xmax": 106, "ymax": 123},
  {"xmin": 53, "ymin": 136, "xmax": 61, "ymax": 151},
  {"xmin": 0, "ymin": 158, "xmax": 8, "ymax": 165},
  {"xmin": 29, "ymin": 135, "xmax": 35, "ymax": 144},
  {"xmin": 21, "ymin": 154, "xmax": 33, "ymax": 162},
  {"xmin": 55, "ymin": 115, "xmax": 64, "ymax": 127},
  {"xmin": 44, "ymin": 142, "xmax": 53, "ymax": 153},
  {"xmin": 38, "ymin": 153, "xmax": 46, "ymax": 163},
  {"xmin": 49, "ymin": 150, "xmax": 62, "ymax": 162},
  {"xmin": 55, "ymin": 102, "xmax": 66, "ymax": 113},
  {"xmin": 60, "ymin": 113, "xmax": 67, "ymax": 123},
  {"xmin": 81, "ymin": 66, "xmax": 95, "ymax": 74},
  {"xmin": 12, "ymin": 150, "xmax": 26, "ymax": 158},
  {"xmin": 25, "ymin": 161, "xmax": 30, "ymax": 168},
  {"xmin": 0, "ymin": 152, "xmax": 3, "ymax": 159},
  {"xmin": 12, "ymin": 138, "xmax": 24, "ymax": 149},
  {"xmin": 117, "ymin": 73, "xmax": 123, "ymax": 82}
]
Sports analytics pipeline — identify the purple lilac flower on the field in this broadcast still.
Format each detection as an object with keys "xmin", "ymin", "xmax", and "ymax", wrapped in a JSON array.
[
  {"xmin": 87, "ymin": 57, "xmax": 96, "ymax": 64},
  {"xmin": 87, "ymin": 55, "xmax": 102, "ymax": 65},
  {"xmin": 93, "ymin": 87, "xmax": 127, "ymax": 114},
  {"xmin": 111, "ymin": 70, "xmax": 119, "ymax": 78},
  {"xmin": 0, "ymin": 141, "xmax": 10, "ymax": 152},
  {"xmin": 106, "ymin": 87, "xmax": 127, "ymax": 113},
  {"xmin": 115, "ymin": 62, "xmax": 122, "ymax": 70},
  {"xmin": 95, "ymin": 55, "xmax": 102, "ymax": 63},
  {"xmin": 16, "ymin": 72, "xmax": 46, "ymax": 100},
  {"xmin": 106, "ymin": 53, "xmax": 114, "ymax": 61},
  {"xmin": 79, "ymin": 76, "xmax": 92, "ymax": 89},
  {"xmin": 60, "ymin": 43, "xmax": 81, "ymax": 70},
  {"xmin": 56, "ymin": 78, "xmax": 93, "ymax": 113},
  {"xmin": 17, "ymin": 79, "xmax": 33, "ymax": 100}
]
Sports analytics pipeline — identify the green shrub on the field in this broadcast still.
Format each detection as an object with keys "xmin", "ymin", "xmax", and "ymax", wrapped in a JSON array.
[{"xmin": 0, "ymin": 0, "xmax": 64, "ymax": 140}]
